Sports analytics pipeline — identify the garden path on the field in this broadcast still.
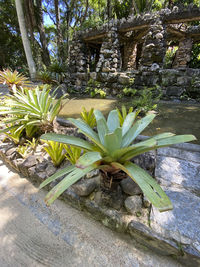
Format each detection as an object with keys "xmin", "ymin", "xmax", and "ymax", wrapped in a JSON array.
[{"xmin": 0, "ymin": 160, "xmax": 182, "ymax": 267}]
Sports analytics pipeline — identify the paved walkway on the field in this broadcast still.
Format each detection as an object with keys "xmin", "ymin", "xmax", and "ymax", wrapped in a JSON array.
[{"xmin": 0, "ymin": 160, "xmax": 182, "ymax": 267}]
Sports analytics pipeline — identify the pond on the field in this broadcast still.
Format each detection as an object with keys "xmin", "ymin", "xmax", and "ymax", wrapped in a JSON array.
[{"xmin": 59, "ymin": 98, "xmax": 200, "ymax": 144}]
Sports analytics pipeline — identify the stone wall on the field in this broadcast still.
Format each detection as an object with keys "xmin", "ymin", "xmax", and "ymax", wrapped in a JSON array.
[
  {"xmin": 66, "ymin": 7, "xmax": 200, "ymax": 100},
  {"xmin": 66, "ymin": 68, "xmax": 200, "ymax": 100}
]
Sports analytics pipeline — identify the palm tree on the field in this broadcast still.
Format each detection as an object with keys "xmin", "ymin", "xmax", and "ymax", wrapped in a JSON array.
[{"xmin": 15, "ymin": 0, "xmax": 36, "ymax": 80}]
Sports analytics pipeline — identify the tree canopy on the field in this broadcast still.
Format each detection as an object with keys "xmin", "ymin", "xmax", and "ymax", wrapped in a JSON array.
[{"xmin": 0, "ymin": 0, "xmax": 200, "ymax": 73}]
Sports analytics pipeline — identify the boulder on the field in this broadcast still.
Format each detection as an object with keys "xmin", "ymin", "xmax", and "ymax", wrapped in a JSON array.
[
  {"xmin": 72, "ymin": 177, "xmax": 100, "ymax": 197},
  {"xmin": 124, "ymin": 196, "xmax": 143, "ymax": 214},
  {"xmin": 120, "ymin": 177, "xmax": 142, "ymax": 196}
]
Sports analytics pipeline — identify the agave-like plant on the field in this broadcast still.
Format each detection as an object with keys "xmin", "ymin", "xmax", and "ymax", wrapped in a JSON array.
[
  {"xmin": 80, "ymin": 107, "xmax": 96, "ymax": 128},
  {"xmin": 43, "ymin": 141, "xmax": 65, "ymax": 167},
  {"xmin": 40, "ymin": 109, "xmax": 196, "ymax": 211},
  {"xmin": 0, "ymin": 85, "xmax": 64, "ymax": 136},
  {"xmin": 0, "ymin": 69, "xmax": 32, "ymax": 92},
  {"xmin": 64, "ymin": 145, "xmax": 83, "ymax": 165}
]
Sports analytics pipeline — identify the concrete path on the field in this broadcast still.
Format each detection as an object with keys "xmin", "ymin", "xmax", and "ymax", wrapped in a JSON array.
[{"xmin": 0, "ymin": 161, "xmax": 182, "ymax": 267}]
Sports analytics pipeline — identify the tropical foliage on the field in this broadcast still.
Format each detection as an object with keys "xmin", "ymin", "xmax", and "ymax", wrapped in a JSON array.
[
  {"xmin": 43, "ymin": 140, "xmax": 65, "ymax": 167},
  {"xmin": 80, "ymin": 107, "xmax": 96, "ymax": 128},
  {"xmin": 40, "ymin": 109, "xmax": 196, "ymax": 210},
  {"xmin": 4, "ymin": 124, "xmax": 23, "ymax": 144},
  {"xmin": 64, "ymin": 145, "xmax": 82, "ymax": 165},
  {"xmin": 0, "ymin": 85, "xmax": 64, "ymax": 137},
  {"xmin": 132, "ymin": 87, "xmax": 162, "ymax": 114},
  {"xmin": 0, "ymin": 69, "xmax": 32, "ymax": 92}
]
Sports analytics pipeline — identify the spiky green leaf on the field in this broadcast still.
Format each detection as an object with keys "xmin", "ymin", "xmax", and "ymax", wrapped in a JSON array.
[
  {"xmin": 107, "ymin": 110, "xmax": 120, "ymax": 133},
  {"xmin": 41, "ymin": 133, "xmax": 94, "ymax": 151},
  {"xmin": 113, "ymin": 161, "xmax": 173, "ymax": 212},
  {"xmin": 122, "ymin": 114, "xmax": 156, "ymax": 147},
  {"xmin": 76, "ymin": 151, "xmax": 102, "ymax": 168}
]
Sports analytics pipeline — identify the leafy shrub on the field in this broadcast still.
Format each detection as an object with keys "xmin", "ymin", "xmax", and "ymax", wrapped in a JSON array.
[
  {"xmin": 43, "ymin": 140, "xmax": 65, "ymax": 167},
  {"xmin": 40, "ymin": 109, "xmax": 196, "ymax": 210},
  {"xmin": 16, "ymin": 144, "xmax": 31, "ymax": 158},
  {"xmin": 86, "ymin": 79, "xmax": 106, "ymax": 98},
  {"xmin": 0, "ymin": 69, "xmax": 32, "ymax": 93},
  {"xmin": 16, "ymin": 138, "xmax": 38, "ymax": 158},
  {"xmin": 64, "ymin": 145, "xmax": 82, "ymax": 165},
  {"xmin": 90, "ymin": 88, "xmax": 106, "ymax": 98},
  {"xmin": 37, "ymin": 71, "xmax": 56, "ymax": 85},
  {"xmin": 80, "ymin": 107, "xmax": 96, "ymax": 128},
  {"xmin": 48, "ymin": 62, "xmax": 66, "ymax": 83},
  {"xmin": 4, "ymin": 125, "xmax": 23, "ymax": 144},
  {"xmin": 0, "ymin": 85, "xmax": 64, "ymax": 137},
  {"xmin": 122, "ymin": 87, "xmax": 137, "ymax": 97},
  {"xmin": 132, "ymin": 86, "xmax": 162, "ymax": 115},
  {"xmin": 164, "ymin": 46, "xmax": 178, "ymax": 68},
  {"xmin": 189, "ymin": 43, "xmax": 200, "ymax": 69}
]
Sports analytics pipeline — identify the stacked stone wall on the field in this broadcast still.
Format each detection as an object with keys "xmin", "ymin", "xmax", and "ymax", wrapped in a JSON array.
[{"xmin": 66, "ymin": 7, "xmax": 200, "ymax": 100}]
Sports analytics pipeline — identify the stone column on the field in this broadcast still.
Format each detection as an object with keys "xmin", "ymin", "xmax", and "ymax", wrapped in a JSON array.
[
  {"xmin": 96, "ymin": 26, "xmax": 121, "ymax": 73},
  {"xmin": 172, "ymin": 38, "xmax": 193, "ymax": 68},
  {"xmin": 69, "ymin": 34, "xmax": 88, "ymax": 89},
  {"xmin": 123, "ymin": 41, "xmax": 137, "ymax": 70},
  {"xmin": 69, "ymin": 34, "xmax": 87, "ymax": 73},
  {"xmin": 139, "ymin": 19, "xmax": 166, "ymax": 69}
]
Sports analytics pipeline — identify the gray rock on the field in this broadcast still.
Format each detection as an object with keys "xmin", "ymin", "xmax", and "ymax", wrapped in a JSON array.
[
  {"xmin": 150, "ymin": 188, "xmax": 200, "ymax": 259},
  {"xmin": 0, "ymin": 143, "xmax": 14, "ymax": 155},
  {"xmin": 20, "ymin": 155, "xmax": 37, "ymax": 168},
  {"xmin": 155, "ymin": 155, "xmax": 200, "ymax": 195},
  {"xmin": 150, "ymin": 63, "xmax": 160, "ymax": 71},
  {"xmin": 46, "ymin": 162, "xmax": 57, "ymax": 177},
  {"xmin": 28, "ymin": 166, "xmax": 37, "ymax": 178},
  {"xmin": 36, "ymin": 171, "xmax": 48, "ymax": 180},
  {"xmin": 6, "ymin": 147, "xmax": 17, "ymax": 156},
  {"xmin": 35, "ymin": 161, "xmax": 48, "ymax": 172},
  {"xmin": 120, "ymin": 177, "xmax": 142, "ymax": 196},
  {"xmin": 166, "ymin": 86, "xmax": 185, "ymax": 97},
  {"xmin": 133, "ymin": 151, "xmax": 156, "ymax": 175},
  {"xmin": 94, "ymin": 185, "xmax": 124, "ymax": 210},
  {"xmin": 90, "ymin": 72, "xmax": 97, "ymax": 80},
  {"xmin": 118, "ymin": 74, "xmax": 130, "ymax": 85},
  {"xmin": 157, "ymin": 146, "xmax": 200, "ymax": 164},
  {"xmin": 155, "ymin": 33, "xmax": 163, "ymax": 39},
  {"xmin": 72, "ymin": 177, "xmax": 99, "ymax": 197},
  {"xmin": 124, "ymin": 196, "xmax": 143, "ymax": 214}
]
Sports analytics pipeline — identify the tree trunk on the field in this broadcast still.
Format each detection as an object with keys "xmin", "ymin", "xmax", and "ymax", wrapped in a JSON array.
[
  {"xmin": 15, "ymin": 0, "xmax": 36, "ymax": 79},
  {"xmin": 35, "ymin": 0, "xmax": 51, "ymax": 66},
  {"xmin": 107, "ymin": 0, "xmax": 112, "ymax": 19},
  {"xmin": 54, "ymin": 0, "xmax": 63, "ymax": 61}
]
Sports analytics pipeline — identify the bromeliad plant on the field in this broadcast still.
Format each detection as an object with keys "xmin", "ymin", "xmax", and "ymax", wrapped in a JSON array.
[
  {"xmin": 80, "ymin": 107, "xmax": 96, "ymax": 128},
  {"xmin": 64, "ymin": 145, "xmax": 83, "ymax": 165},
  {"xmin": 40, "ymin": 109, "xmax": 196, "ymax": 211},
  {"xmin": 43, "ymin": 141, "xmax": 65, "ymax": 167},
  {"xmin": 0, "ymin": 85, "xmax": 65, "ymax": 137},
  {"xmin": 0, "ymin": 69, "xmax": 32, "ymax": 93}
]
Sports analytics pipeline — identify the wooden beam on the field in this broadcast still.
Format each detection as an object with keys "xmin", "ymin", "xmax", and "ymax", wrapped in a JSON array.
[
  {"xmin": 119, "ymin": 24, "xmax": 148, "ymax": 33},
  {"xmin": 84, "ymin": 33, "xmax": 107, "ymax": 42},
  {"xmin": 167, "ymin": 26, "xmax": 186, "ymax": 38}
]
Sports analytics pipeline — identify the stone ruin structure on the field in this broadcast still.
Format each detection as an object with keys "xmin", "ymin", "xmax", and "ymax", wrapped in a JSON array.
[{"xmin": 67, "ymin": 5, "xmax": 200, "ymax": 100}]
